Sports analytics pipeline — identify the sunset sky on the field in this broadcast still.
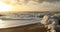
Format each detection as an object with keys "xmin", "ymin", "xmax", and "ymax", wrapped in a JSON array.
[{"xmin": 0, "ymin": 0, "xmax": 60, "ymax": 13}]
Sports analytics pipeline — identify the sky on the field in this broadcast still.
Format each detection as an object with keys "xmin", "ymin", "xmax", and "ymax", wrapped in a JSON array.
[{"xmin": 0, "ymin": 0, "xmax": 60, "ymax": 13}]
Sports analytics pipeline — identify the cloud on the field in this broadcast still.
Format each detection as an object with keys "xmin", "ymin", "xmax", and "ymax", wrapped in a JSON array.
[
  {"xmin": 34, "ymin": 0, "xmax": 60, "ymax": 3},
  {"xmin": 45, "ymin": 0, "xmax": 60, "ymax": 1}
]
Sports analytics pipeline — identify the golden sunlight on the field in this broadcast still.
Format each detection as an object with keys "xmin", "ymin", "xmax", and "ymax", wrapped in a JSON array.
[
  {"xmin": 0, "ymin": 0, "xmax": 59, "ymax": 13},
  {"xmin": 0, "ymin": 1, "xmax": 12, "ymax": 12}
]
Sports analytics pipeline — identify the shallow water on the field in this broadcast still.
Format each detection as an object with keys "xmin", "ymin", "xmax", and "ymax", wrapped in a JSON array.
[{"xmin": 0, "ymin": 18, "xmax": 41, "ymax": 28}]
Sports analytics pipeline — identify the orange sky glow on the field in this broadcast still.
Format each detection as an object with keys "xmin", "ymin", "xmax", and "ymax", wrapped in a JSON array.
[{"xmin": 0, "ymin": 0, "xmax": 60, "ymax": 14}]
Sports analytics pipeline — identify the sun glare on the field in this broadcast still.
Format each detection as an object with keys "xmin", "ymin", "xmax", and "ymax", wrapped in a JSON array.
[{"xmin": 0, "ymin": 1, "xmax": 12, "ymax": 12}]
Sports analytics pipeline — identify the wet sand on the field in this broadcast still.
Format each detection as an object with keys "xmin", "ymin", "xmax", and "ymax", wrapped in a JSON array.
[{"xmin": 0, "ymin": 23, "xmax": 47, "ymax": 32}]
